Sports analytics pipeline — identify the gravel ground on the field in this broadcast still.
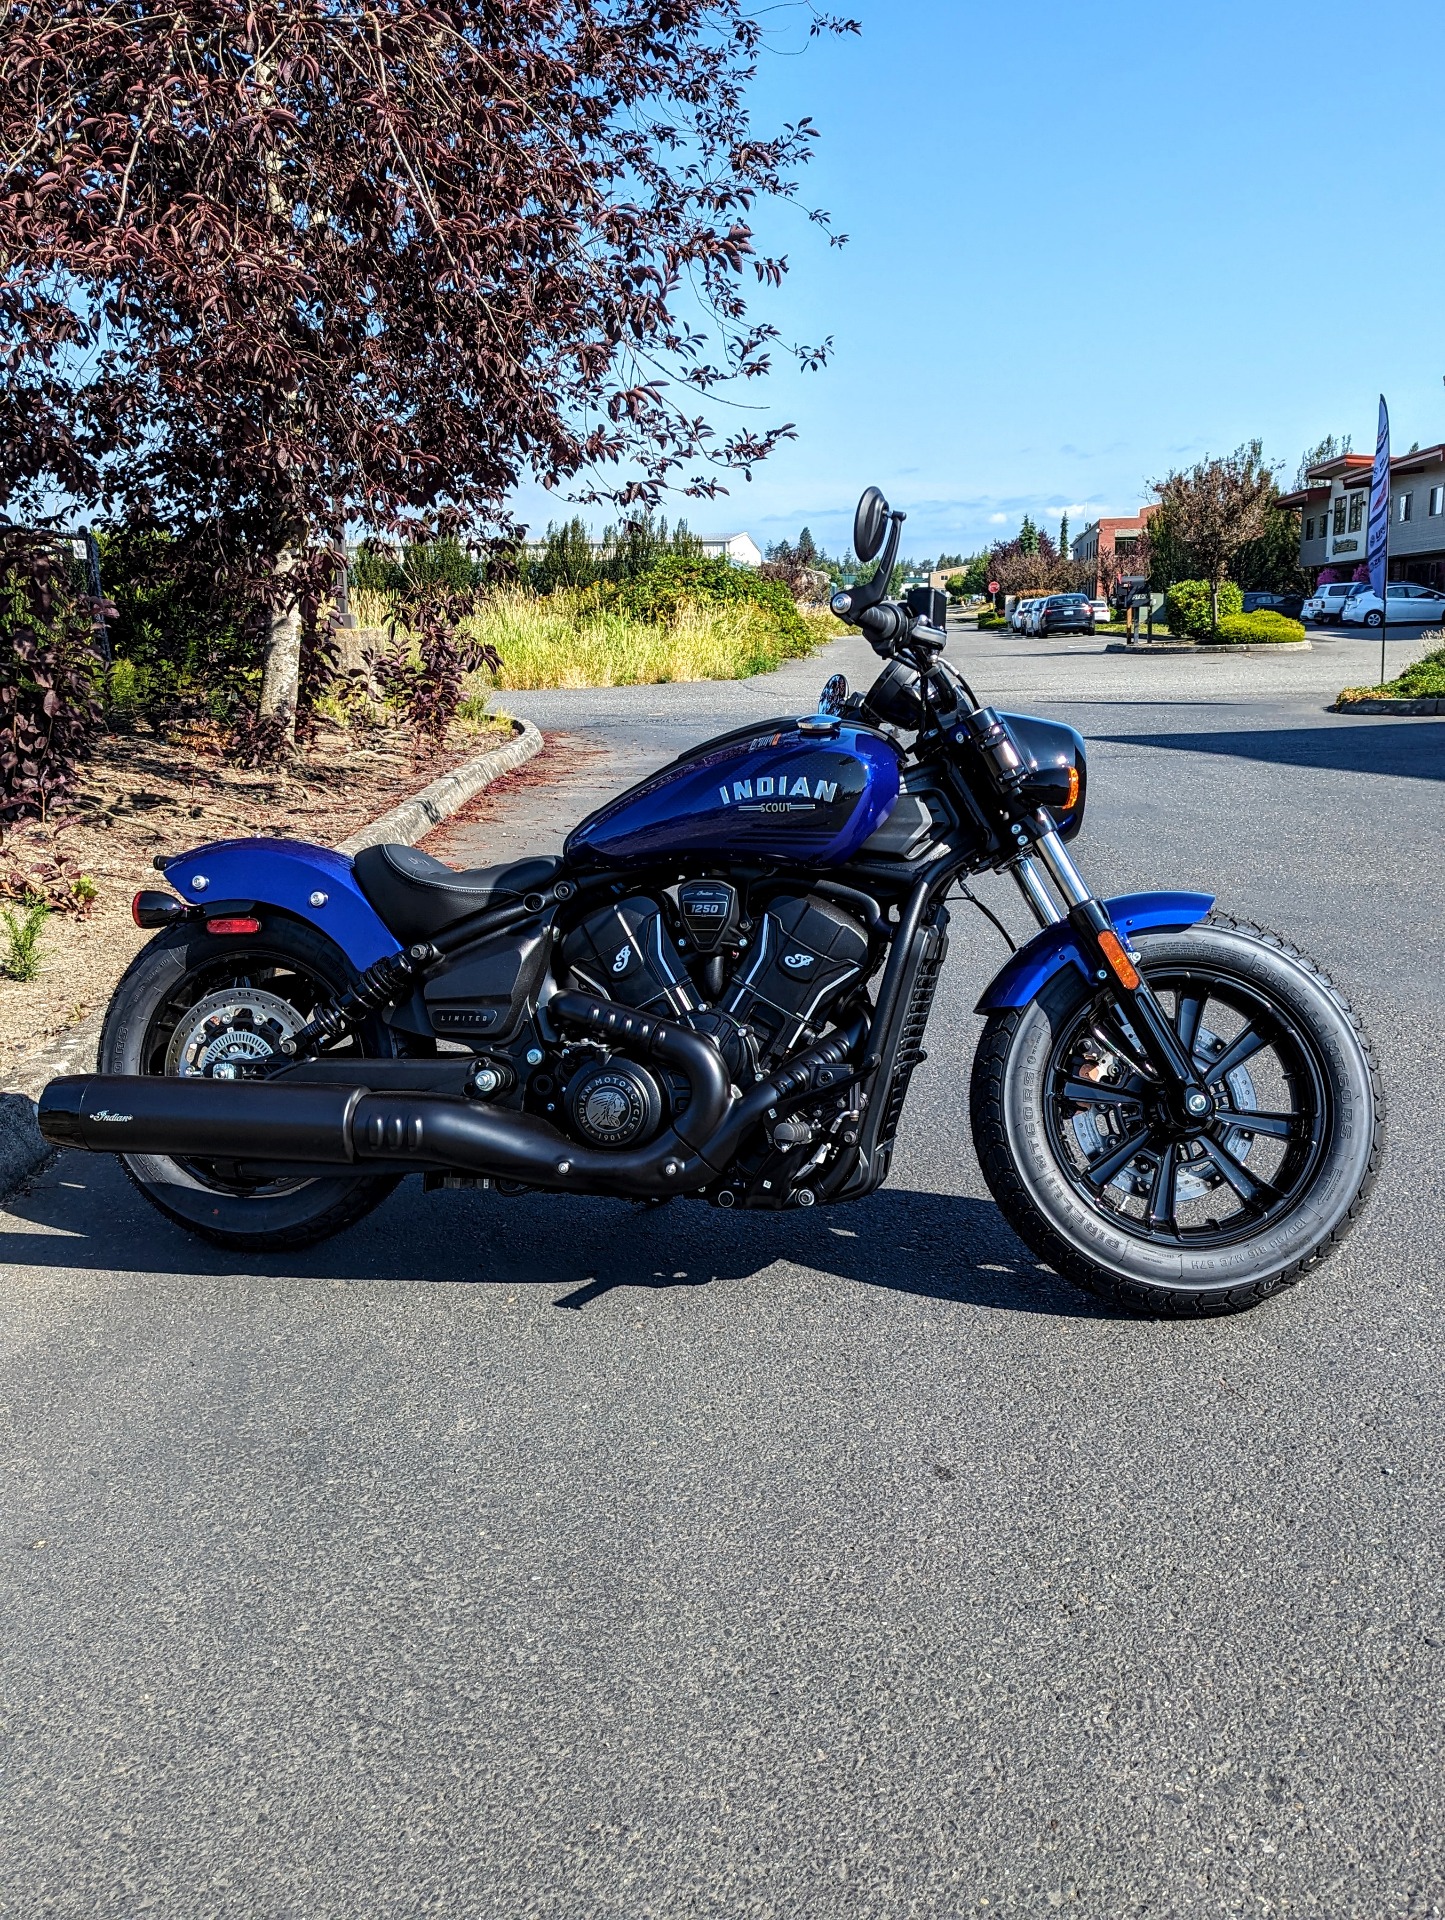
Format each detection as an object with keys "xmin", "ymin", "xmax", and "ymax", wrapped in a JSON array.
[{"xmin": 2, "ymin": 619, "xmax": 1442, "ymax": 1918}]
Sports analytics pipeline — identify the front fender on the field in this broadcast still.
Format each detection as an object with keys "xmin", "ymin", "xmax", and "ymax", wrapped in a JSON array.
[
  {"xmin": 975, "ymin": 890, "xmax": 1214, "ymax": 1013},
  {"xmin": 161, "ymin": 838, "xmax": 401, "ymax": 970}
]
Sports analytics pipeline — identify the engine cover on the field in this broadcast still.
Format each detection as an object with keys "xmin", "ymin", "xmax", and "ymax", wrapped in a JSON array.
[
  {"xmin": 563, "ymin": 1057, "xmax": 664, "ymax": 1149},
  {"xmin": 721, "ymin": 894, "xmax": 870, "ymax": 1063},
  {"xmin": 561, "ymin": 897, "xmax": 700, "ymax": 1017}
]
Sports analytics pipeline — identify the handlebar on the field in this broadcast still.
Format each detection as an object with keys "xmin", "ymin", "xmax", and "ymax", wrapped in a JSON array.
[{"xmin": 856, "ymin": 600, "xmax": 948, "ymax": 661}]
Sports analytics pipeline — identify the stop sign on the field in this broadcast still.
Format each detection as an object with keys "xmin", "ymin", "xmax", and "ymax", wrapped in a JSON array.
[{"xmin": 988, "ymin": 580, "xmax": 999, "ymax": 594}]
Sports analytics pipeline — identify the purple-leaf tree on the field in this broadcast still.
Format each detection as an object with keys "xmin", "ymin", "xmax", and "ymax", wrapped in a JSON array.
[{"xmin": 1, "ymin": 0, "xmax": 857, "ymax": 740}]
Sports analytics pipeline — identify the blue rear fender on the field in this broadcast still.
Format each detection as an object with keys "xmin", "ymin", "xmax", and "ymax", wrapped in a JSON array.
[
  {"xmin": 161, "ymin": 838, "xmax": 401, "ymax": 971},
  {"xmin": 975, "ymin": 891, "xmax": 1215, "ymax": 1013}
]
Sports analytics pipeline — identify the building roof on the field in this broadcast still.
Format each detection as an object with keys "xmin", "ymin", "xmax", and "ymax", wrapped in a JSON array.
[
  {"xmin": 1275, "ymin": 483, "xmax": 1330, "ymax": 511},
  {"xmin": 1305, "ymin": 454, "xmax": 1373, "ymax": 483},
  {"xmin": 1390, "ymin": 441, "xmax": 1445, "ymax": 475},
  {"xmin": 1305, "ymin": 445, "xmax": 1445, "ymax": 491}
]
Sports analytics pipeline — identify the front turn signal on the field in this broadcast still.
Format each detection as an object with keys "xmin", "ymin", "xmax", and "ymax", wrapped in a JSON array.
[
  {"xmin": 1096, "ymin": 929, "xmax": 1140, "ymax": 990},
  {"xmin": 1064, "ymin": 764, "xmax": 1081, "ymax": 810}
]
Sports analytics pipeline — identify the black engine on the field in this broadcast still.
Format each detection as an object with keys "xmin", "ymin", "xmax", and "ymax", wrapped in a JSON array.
[{"xmin": 559, "ymin": 887, "xmax": 870, "ymax": 1130}]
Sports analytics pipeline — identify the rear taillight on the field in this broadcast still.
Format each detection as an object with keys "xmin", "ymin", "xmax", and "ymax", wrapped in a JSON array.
[{"xmin": 204, "ymin": 916, "xmax": 262, "ymax": 935}]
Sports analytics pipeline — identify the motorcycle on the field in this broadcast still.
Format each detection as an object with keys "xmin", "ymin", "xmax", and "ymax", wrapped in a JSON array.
[{"xmin": 40, "ymin": 488, "xmax": 1382, "ymax": 1315}]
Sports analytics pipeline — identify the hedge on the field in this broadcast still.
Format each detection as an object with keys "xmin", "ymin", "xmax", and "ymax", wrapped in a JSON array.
[
  {"xmin": 1164, "ymin": 578, "xmax": 1243, "ymax": 637},
  {"xmin": 1214, "ymin": 610, "xmax": 1307, "ymax": 645}
]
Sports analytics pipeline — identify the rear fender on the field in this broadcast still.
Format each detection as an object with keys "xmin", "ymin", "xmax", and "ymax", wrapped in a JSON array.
[
  {"xmin": 161, "ymin": 838, "xmax": 401, "ymax": 970},
  {"xmin": 975, "ymin": 890, "xmax": 1214, "ymax": 1013}
]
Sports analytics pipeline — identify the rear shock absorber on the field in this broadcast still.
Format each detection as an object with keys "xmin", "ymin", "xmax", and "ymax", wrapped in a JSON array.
[{"xmin": 280, "ymin": 943, "xmax": 440, "ymax": 1058}]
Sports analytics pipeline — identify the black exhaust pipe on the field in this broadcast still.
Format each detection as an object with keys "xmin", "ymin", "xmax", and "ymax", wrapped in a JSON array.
[{"xmin": 37, "ymin": 991, "xmax": 739, "ymax": 1199}]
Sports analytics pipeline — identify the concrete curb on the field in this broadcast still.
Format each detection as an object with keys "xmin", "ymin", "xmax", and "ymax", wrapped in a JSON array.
[
  {"xmin": 1104, "ymin": 640, "xmax": 1312, "ymax": 655},
  {"xmin": 337, "ymin": 718, "xmax": 543, "ymax": 855},
  {"xmin": 1330, "ymin": 696, "xmax": 1445, "ymax": 714},
  {"xmin": 0, "ymin": 1006, "xmax": 106, "ymax": 1200},
  {"xmin": 1, "ymin": 719, "xmax": 545, "ymax": 1204}
]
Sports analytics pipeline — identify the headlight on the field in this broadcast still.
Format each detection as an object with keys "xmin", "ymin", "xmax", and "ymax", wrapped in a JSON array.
[{"xmin": 1000, "ymin": 713, "xmax": 1088, "ymax": 841}]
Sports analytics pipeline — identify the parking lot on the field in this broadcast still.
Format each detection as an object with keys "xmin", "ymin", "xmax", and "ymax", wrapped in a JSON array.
[{"xmin": 2, "ymin": 618, "xmax": 1442, "ymax": 1917}]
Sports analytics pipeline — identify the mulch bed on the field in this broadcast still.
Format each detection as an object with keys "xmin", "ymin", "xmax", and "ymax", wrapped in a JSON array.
[{"xmin": 0, "ymin": 724, "xmax": 491, "ymax": 1082}]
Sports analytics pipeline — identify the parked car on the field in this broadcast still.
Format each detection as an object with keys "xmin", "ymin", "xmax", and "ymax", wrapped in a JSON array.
[
  {"xmin": 1303, "ymin": 581, "xmax": 1366, "ymax": 625},
  {"xmin": 1340, "ymin": 583, "xmax": 1445, "ymax": 628},
  {"xmin": 1037, "ymin": 593, "xmax": 1096, "ymax": 636},
  {"xmin": 1088, "ymin": 598, "xmax": 1110, "ymax": 627},
  {"xmin": 1008, "ymin": 597, "xmax": 1030, "ymax": 632},
  {"xmin": 1242, "ymin": 591, "xmax": 1306, "ymax": 620}
]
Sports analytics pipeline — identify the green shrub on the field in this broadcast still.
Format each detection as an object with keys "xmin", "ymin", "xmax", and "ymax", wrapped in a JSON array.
[
  {"xmin": 1214, "ymin": 611, "xmax": 1307, "ymax": 645},
  {"xmin": 1388, "ymin": 646, "xmax": 1445, "ymax": 695},
  {"xmin": 607, "ymin": 553, "xmax": 815, "ymax": 655},
  {"xmin": 94, "ymin": 524, "xmax": 260, "ymax": 725},
  {"xmin": 1338, "ymin": 645, "xmax": 1445, "ymax": 702},
  {"xmin": 1165, "ymin": 578, "xmax": 1243, "ymax": 637},
  {"xmin": 1, "ymin": 899, "xmax": 49, "ymax": 982}
]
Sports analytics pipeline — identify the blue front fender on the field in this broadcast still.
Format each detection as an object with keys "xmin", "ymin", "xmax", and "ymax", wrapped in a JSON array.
[
  {"xmin": 161, "ymin": 838, "xmax": 401, "ymax": 970},
  {"xmin": 975, "ymin": 890, "xmax": 1215, "ymax": 1013}
]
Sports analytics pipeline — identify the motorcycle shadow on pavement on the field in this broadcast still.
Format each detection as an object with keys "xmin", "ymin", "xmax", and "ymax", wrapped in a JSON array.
[
  {"xmin": 1098, "ymin": 718, "xmax": 1445, "ymax": 782},
  {"xmin": 2, "ymin": 1158, "xmax": 1099, "ymax": 1318}
]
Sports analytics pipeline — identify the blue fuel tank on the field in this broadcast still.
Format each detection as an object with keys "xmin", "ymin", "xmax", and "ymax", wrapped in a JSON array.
[{"xmin": 564, "ymin": 718, "xmax": 903, "ymax": 870}]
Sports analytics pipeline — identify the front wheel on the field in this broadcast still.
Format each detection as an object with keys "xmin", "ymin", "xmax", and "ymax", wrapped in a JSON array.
[
  {"xmin": 100, "ymin": 916, "xmax": 403, "ymax": 1252},
  {"xmin": 970, "ymin": 915, "xmax": 1383, "ymax": 1316}
]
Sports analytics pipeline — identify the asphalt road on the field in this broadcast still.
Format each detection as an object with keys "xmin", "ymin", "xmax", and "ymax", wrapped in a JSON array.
[{"xmin": 3, "ymin": 620, "xmax": 1443, "ymax": 1918}]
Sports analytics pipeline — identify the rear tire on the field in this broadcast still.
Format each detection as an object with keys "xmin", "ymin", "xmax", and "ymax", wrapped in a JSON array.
[
  {"xmin": 101, "ymin": 917, "xmax": 402, "ymax": 1252},
  {"xmin": 969, "ymin": 915, "xmax": 1383, "ymax": 1317}
]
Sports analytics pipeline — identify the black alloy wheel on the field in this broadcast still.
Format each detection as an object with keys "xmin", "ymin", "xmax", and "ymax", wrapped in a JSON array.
[
  {"xmin": 100, "ymin": 917, "xmax": 403, "ymax": 1250},
  {"xmin": 969, "ymin": 915, "xmax": 1383, "ymax": 1315},
  {"xmin": 1043, "ymin": 965, "xmax": 1328, "ymax": 1252}
]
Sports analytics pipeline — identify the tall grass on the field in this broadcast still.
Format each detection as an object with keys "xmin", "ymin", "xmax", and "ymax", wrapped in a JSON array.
[{"xmin": 460, "ymin": 587, "xmax": 835, "ymax": 691}]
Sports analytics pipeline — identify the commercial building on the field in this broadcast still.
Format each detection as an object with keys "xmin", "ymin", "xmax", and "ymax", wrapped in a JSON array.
[
  {"xmin": 1278, "ymin": 445, "xmax": 1445, "ymax": 587},
  {"xmin": 699, "ymin": 533, "xmax": 762, "ymax": 568},
  {"xmin": 1071, "ymin": 507, "xmax": 1158, "ymax": 594}
]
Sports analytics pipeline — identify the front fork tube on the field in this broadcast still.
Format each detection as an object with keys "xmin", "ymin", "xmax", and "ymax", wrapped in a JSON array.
[{"xmin": 1014, "ymin": 818, "xmax": 1211, "ymax": 1117}]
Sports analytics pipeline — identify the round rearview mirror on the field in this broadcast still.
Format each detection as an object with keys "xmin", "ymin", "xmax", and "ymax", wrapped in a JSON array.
[{"xmin": 853, "ymin": 487, "xmax": 890, "ymax": 563}]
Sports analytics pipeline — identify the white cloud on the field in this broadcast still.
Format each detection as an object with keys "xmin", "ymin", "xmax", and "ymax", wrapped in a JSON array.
[{"xmin": 988, "ymin": 512, "xmax": 1008, "ymax": 524}]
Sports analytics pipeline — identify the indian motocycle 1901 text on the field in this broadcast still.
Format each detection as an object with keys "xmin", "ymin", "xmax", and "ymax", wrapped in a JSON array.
[{"xmin": 39, "ymin": 488, "xmax": 1383, "ymax": 1315}]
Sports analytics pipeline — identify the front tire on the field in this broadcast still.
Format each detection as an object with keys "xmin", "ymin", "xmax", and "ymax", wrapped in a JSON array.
[
  {"xmin": 970, "ymin": 915, "xmax": 1383, "ymax": 1316},
  {"xmin": 100, "ymin": 917, "xmax": 402, "ymax": 1253}
]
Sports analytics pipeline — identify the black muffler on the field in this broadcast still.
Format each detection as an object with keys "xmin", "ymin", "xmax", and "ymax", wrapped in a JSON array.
[{"xmin": 37, "ymin": 991, "xmax": 739, "ymax": 1199}]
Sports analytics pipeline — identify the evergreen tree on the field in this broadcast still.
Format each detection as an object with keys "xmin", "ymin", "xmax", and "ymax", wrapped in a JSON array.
[
  {"xmin": 1059, "ymin": 513, "xmax": 1070, "ymax": 559},
  {"xmin": 796, "ymin": 527, "xmax": 819, "ymax": 566},
  {"xmin": 1018, "ymin": 515, "xmax": 1039, "ymax": 556}
]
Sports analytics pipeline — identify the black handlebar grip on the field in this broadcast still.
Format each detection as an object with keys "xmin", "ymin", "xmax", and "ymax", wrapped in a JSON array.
[{"xmin": 859, "ymin": 603, "xmax": 905, "ymax": 653}]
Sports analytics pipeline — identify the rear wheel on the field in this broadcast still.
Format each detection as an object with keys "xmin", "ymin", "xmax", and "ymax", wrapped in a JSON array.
[
  {"xmin": 101, "ymin": 917, "xmax": 402, "ymax": 1252},
  {"xmin": 970, "ymin": 915, "xmax": 1383, "ymax": 1316},
  {"xmin": 1364, "ymin": 610, "xmax": 1384, "ymax": 628}
]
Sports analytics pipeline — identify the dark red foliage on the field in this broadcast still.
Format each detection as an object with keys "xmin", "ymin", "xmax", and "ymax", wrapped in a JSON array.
[
  {"xmin": 0, "ymin": 0, "xmax": 857, "ymax": 580},
  {"xmin": 0, "ymin": 534, "xmax": 105, "ymax": 824},
  {"xmin": 368, "ymin": 586, "xmax": 501, "ymax": 753}
]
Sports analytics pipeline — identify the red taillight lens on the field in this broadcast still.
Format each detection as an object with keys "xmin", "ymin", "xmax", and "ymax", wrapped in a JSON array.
[
  {"xmin": 204, "ymin": 916, "xmax": 262, "ymax": 935},
  {"xmin": 132, "ymin": 890, "xmax": 186, "ymax": 929}
]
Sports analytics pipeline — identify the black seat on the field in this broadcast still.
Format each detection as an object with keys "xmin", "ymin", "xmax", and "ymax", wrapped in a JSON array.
[{"xmin": 351, "ymin": 843, "xmax": 562, "ymax": 943}]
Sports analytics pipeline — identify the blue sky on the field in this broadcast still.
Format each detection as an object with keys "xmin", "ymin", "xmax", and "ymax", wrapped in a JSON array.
[{"xmin": 515, "ymin": 0, "xmax": 1445, "ymax": 563}]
